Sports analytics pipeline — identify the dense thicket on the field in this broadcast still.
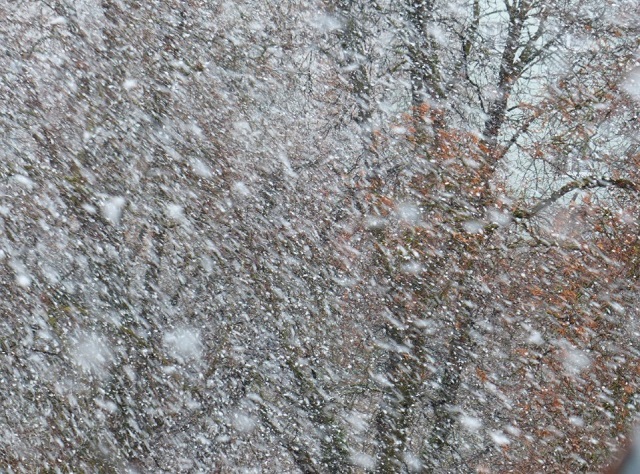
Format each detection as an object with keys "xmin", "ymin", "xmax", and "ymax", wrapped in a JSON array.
[{"xmin": 1, "ymin": 0, "xmax": 639, "ymax": 472}]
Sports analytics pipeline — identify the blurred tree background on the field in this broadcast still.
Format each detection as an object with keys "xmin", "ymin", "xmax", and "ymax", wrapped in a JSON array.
[{"xmin": 1, "ymin": 0, "xmax": 639, "ymax": 471}]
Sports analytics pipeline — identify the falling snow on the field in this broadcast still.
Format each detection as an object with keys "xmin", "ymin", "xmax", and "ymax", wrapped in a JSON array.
[{"xmin": 1, "ymin": 0, "xmax": 639, "ymax": 472}]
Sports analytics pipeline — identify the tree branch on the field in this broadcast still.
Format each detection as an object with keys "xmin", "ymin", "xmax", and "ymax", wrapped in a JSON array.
[{"xmin": 514, "ymin": 176, "xmax": 639, "ymax": 219}]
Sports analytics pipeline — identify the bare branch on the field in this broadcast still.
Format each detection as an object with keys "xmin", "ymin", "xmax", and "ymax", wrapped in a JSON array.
[{"xmin": 514, "ymin": 176, "xmax": 639, "ymax": 218}]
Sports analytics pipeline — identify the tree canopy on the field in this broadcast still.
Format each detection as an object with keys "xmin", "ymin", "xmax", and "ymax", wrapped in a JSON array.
[{"xmin": 1, "ymin": 0, "xmax": 640, "ymax": 471}]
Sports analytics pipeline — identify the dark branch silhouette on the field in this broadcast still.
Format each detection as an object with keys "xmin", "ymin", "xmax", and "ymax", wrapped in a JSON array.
[{"xmin": 514, "ymin": 176, "xmax": 639, "ymax": 219}]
